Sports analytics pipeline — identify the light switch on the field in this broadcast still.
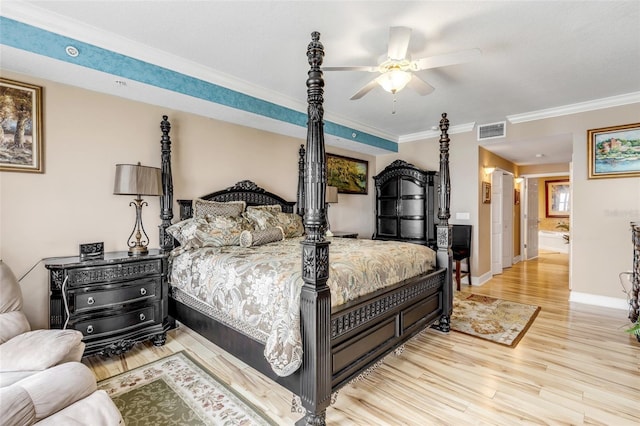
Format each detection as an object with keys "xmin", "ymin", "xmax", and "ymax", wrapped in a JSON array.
[{"xmin": 456, "ymin": 212, "xmax": 470, "ymax": 220}]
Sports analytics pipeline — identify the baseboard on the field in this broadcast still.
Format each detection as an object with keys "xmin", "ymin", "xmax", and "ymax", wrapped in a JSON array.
[
  {"xmin": 470, "ymin": 271, "xmax": 493, "ymax": 287},
  {"xmin": 569, "ymin": 291, "xmax": 628, "ymax": 310}
]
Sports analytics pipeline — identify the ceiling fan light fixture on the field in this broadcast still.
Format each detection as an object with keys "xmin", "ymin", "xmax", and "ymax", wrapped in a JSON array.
[{"xmin": 376, "ymin": 69, "xmax": 411, "ymax": 94}]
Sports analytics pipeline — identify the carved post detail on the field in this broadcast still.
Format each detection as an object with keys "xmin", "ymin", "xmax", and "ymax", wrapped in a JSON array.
[
  {"xmin": 159, "ymin": 115, "xmax": 174, "ymax": 252},
  {"xmin": 433, "ymin": 112, "xmax": 453, "ymax": 332},
  {"xmin": 631, "ymin": 222, "xmax": 639, "ymax": 325},
  {"xmin": 297, "ymin": 144, "xmax": 306, "ymax": 217},
  {"xmin": 297, "ymin": 31, "xmax": 331, "ymax": 426}
]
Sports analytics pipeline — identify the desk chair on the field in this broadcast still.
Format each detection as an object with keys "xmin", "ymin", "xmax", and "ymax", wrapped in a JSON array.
[{"xmin": 452, "ymin": 225, "xmax": 472, "ymax": 291}]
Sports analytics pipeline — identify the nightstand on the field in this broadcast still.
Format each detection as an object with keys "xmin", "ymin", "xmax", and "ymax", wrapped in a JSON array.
[
  {"xmin": 332, "ymin": 231, "xmax": 358, "ymax": 239},
  {"xmin": 44, "ymin": 250, "xmax": 170, "ymax": 357}
]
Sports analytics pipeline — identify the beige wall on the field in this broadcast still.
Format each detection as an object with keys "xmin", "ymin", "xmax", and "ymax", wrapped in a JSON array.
[
  {"xmin": 505, "ymin": 104, "xmax": 640, "ymax": 303},
  {"xmin": 0, "ymin": 71, "xmax": 374, "ymax": 328},
  {"xmin": 3, "ymin": 70, "xmax": 637, "ymax": 327},
  {"xmin": 520, "ymin": 163, "xmax": 570, "ymax": 175},
  {"xmin": 383, "ymin": 103, "xmax": 639, "ymax": 307}
]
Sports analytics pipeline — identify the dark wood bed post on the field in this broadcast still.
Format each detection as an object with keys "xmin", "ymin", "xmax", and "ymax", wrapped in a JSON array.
[
  {"xmin": 297, "ymin": 31, "xmax": 331, "ymax": 426},
  {"xmin": 433, "ymin": 112, "xmax": 453, "ymax": 332},
  {"xmin": 159, "ymin": 115, "xmax": 174, "ymax": 252},
  {"xmin": 297, "ymin": 144, "xmax": 306, "ymax": 217}
]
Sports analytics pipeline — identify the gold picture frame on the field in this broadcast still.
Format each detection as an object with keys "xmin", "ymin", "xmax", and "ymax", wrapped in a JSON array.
[
  {"xmin": 327, "ymin": 153, "xmax": 368, "ymax": 194},
  {"xmin": 0, "ymin": 78, "xmax": 44, "ymax": 173},
  {"xmin": 545, "ymin": 179, "xmax": 570, "ymax": 218},
  {"xmin": 587, "ymin": 122, "xmax": 640, "ymax": 179},
  {"xmin": 482, "ymin": 181, "xmax": 491, "ymax": 204}
]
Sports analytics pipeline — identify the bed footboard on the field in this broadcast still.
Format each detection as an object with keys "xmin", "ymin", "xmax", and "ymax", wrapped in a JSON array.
[{"xmin": 330, "ymin": 268, "xmax": 446, "ymax": 389}]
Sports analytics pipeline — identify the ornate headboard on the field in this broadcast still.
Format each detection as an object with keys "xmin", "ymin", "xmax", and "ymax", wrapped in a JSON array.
[{"xmin": 177, "ymin": 180, "xmax": 296, "ymax": 220}]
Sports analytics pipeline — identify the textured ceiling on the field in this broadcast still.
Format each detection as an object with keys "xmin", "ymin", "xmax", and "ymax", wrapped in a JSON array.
[{"xmin": 2, "ymin": 1, "xmax": 639, "ymax": 163}]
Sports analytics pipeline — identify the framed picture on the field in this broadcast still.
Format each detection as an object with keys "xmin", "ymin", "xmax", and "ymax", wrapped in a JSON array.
[
  {"xmin": 0, "ymin": 78, "xmax": 44, "ymax": 173},
  {"xmin": 327, "ymin": 153, "xmax": 368, "ymax": 194},
  {"xmin": 587, "ymin": 122, "xmax": 640, "ymax": 179},
  {"xmin": 546, "ymin": 180, "xmax": 570, "ymax": 218},
  {"xmin": 482, "ymin": 181, "xmax": 491, "ymax": 204},
  {"xmin": 514, "ymin": 189, "xmax": 520, "ymax": 205}
]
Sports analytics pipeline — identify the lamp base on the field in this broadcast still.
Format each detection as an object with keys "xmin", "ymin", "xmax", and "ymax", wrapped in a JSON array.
[{"xmin": 128, "ymin": 245, "xmax": 149, "ymax": 256}]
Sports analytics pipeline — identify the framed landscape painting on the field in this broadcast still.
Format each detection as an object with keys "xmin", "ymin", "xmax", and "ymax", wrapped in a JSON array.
[
  {"xmin": 0, "ymin": 78, "xmax": 44, "ymax": 173},
  {"xmin": 588, "ymin": 122, "xmax": 640, "ymax": 179},
  {"xmin": 327, "ymin": 153, "xmax": 368, "ymax": 194}
]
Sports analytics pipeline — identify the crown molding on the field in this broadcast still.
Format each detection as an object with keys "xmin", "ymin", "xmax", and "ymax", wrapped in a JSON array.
[
  {"xmin": 1, "ymin": 5, "xmax": 399, "ymax": 153},
  {"xmin": 398, "ymin": 122, "xmax": 476, "ymax": 143},
  {"xmin": 507, "ymin": 92, "xmax": 640, "ymax": 124},
  {"xmin": 1, "ymin": 2, "xmax": 307, "ymax": 113}
]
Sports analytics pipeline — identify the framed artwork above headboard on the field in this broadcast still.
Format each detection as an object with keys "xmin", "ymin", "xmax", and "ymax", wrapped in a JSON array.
[{"xmin": 327, "ymin": 153, "xmax": 368, "ymax": 194}]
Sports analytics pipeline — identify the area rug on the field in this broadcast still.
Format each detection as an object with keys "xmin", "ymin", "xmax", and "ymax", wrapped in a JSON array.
[
  {"xmin": 451, "ymin": 293, "xmax": 541, "ymax": 347},
  {"xmin": 97, "ymin": 351, "xmax": 275, "ymax": 426}
]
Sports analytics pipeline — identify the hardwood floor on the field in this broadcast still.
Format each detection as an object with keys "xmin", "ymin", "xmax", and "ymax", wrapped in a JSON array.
[{"xmin": 84, "ymin": 252, "xmax": 640, "ymax": 425}]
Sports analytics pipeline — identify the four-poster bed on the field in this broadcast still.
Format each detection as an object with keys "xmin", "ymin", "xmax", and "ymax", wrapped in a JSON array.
[{"xmin": 157, "ymin": 32, "xmax": 453, "ymax": 425}]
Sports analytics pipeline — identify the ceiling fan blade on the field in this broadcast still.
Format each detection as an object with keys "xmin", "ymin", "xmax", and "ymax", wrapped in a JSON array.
[
  {"xmin": 387, "ymin": 26, "xmax": 412, "ymax": 60},
  {"xmin": 350, "ymin": 78, "xmax": 380, "ymax": 100},
  {"xmin": 407, "ymin": 74, "xmax": 435, "ymax": 96},
  {"xmin": 413, "ymin": 48, "xmax": 482, "ymax": 71},
  {"xmin": 323, "ymin": 66, "xmax": 378, "ymax": 72}
]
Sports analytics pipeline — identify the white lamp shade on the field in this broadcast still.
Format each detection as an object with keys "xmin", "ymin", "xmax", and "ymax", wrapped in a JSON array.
[
  {"xmin": 326, "ymin": 186, "xmax": 339, "ymax": 204},
  {"xmin": 114, "ymin": 164, "xmax": 163, "ymax": 196},
  {"xmin": 376, "ymin": 69, "xmax": 412, "ymax": 94}
]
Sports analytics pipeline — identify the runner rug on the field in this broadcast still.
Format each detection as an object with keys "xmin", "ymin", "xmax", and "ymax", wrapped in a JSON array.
[
  {"xmin": 451, "ymin": 293, "xmax": 541, "ymax": 347},
  {"xmin": 97, "ymin": 351, "xmax": 275, "ymax": 426}
]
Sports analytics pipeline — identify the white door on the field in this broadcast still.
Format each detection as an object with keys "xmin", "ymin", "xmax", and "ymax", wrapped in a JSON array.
[
  {"xmin": 491, "ymin": 171, "xmax": 503, "ymax": 275},
  {"xmin": 524, "ymin": 178, "xmax": 539, "ymax": 260},
  {"xmin": 502, "ymin": 174, "xmax": 514, "ymax": 268}
]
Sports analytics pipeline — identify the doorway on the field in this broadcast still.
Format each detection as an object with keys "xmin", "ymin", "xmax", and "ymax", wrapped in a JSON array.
[
  {"xmin": 490, "ymin": 170, "xmax": 514, "ymax": 276},
  {"xmin": 519, "ymin": 172, "xmax": 572, "ymax": 289}
]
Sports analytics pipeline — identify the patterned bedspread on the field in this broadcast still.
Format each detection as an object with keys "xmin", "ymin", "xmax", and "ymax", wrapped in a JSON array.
[{"xmin": 169, "ymin": 237, "xmax": 436, "ymax": 376}]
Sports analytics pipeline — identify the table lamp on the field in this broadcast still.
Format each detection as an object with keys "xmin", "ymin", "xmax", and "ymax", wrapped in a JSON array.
[
  {"xmin": 325, "ymin": 185, "xmax": 338, "ymax": 237},
  {"xmin": 114, "ymin": 163, "xmax": 163, "ymax": 256}
]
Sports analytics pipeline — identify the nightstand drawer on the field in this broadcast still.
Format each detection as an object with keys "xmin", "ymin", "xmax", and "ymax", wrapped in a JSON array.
[
  {"xmin": 66, "ymin": 259, "xmax": 163, "ymax": 287},
  {"xmin": 46, "ymin": 250, "xmax": 169, "ymax": 357},
  {"xmin": 71, "ymin": 278, "xmax": 159, "ymax": 314},
  {"xmin": 75, "ymin": 305, "xmax": 157, "ymax": 338}
]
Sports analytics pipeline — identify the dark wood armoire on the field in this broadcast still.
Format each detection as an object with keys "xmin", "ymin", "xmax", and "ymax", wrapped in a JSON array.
[{"xmin": 372, "ymin": 160, "xmax": 438, "ymax": 249}]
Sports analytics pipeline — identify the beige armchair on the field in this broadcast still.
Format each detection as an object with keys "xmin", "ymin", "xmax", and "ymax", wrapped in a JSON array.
[
  {"xmin": 1, "ymin": 362, "xmax": 123, "ymax": 426},
  {"xmin": 0, "ymin": 260, "xmax": 85, "ymax": 387},
  {"xmin": 0, "ymin": 261, "xmax": 123, "ymax": 425}
]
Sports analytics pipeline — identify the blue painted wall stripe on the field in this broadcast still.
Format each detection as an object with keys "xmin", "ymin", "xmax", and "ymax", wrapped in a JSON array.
[{"xmin": 0, "ymin": 17, "xmax": 397, "ymax": 152}]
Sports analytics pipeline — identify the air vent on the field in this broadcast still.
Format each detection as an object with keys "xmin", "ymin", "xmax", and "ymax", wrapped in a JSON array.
[{"xmin": 477, "ymin": 121, "xmax": 506, "ymax": 141}]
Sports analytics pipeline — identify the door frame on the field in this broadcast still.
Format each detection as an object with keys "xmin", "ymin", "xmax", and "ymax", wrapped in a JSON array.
[
  {"xmin": 490, "ymin": 169, "xmax": 515, "ymax": 276},
  {"xmin": 518, "ymin": 171, "xmax": 573, "ymax": 289}
]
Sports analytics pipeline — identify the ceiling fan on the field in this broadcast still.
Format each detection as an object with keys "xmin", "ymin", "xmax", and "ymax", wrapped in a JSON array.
[{"xmin": 324, "ymin": 26, "xmax": 481, "ymax": 100}]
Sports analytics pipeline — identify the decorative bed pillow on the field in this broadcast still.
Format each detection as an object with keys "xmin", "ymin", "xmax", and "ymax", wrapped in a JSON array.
[
  {"xmin": 193, "ymin": 199, "xmax": 246, "ymax": 218},
  {"xmin": 198, "ymin": 215, "xmax": 249, "ymax": 246},
  {"xmin": 166, "ymin": 216, "xmax": 248, "ymax": 248},
  {"xmin": 166, "ymin": 218, "xmax": 208, "ymax": 246},
  {"xmin": 246, "ymin": 204, "xmax": 282, "ymax": 213},
  {"xmin": 239, "ymin": 227, "xmax": 285, "ymax": 248},
  {"xmin": 243, "ymin": 208, "xmax": 277, "ymax": 230},
  {"xmin": 244, "ymin": 209, "xmax": 304, "ymax": 237},
  {"xmin": 273, "ymin": 212, "xmax": 305, "ymax": 238}
]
